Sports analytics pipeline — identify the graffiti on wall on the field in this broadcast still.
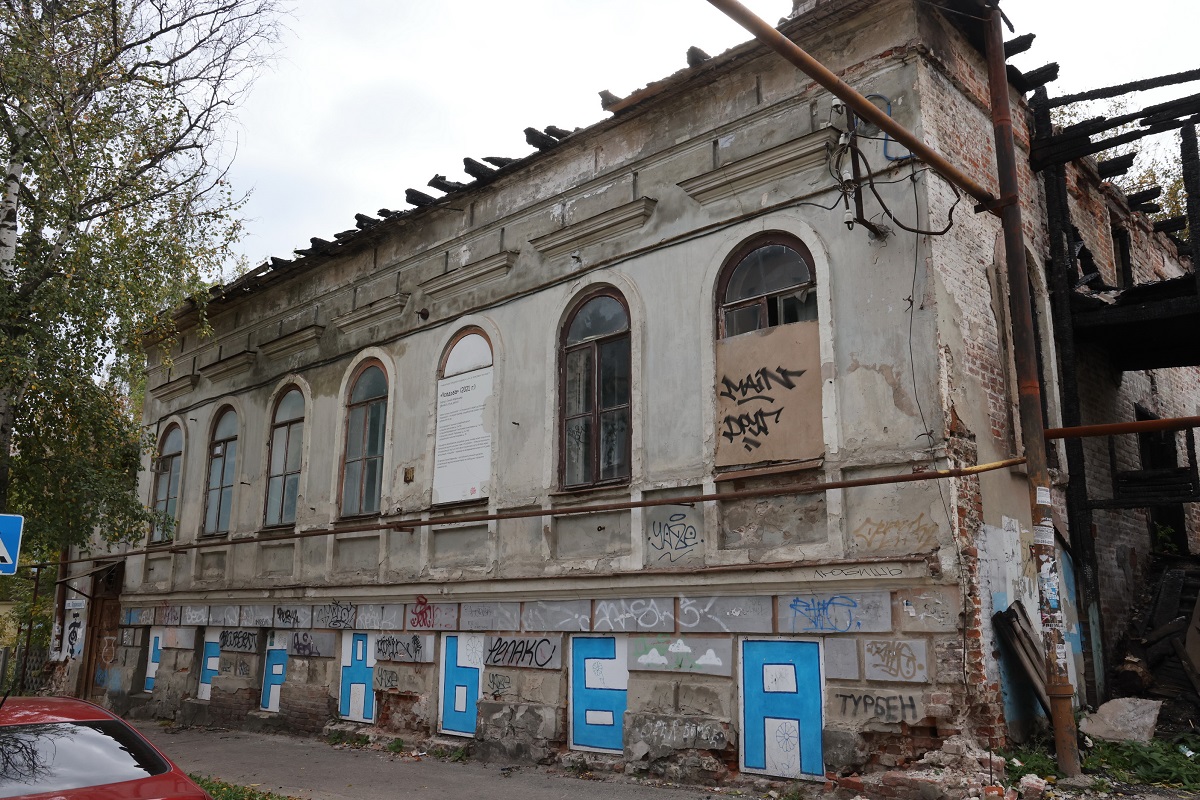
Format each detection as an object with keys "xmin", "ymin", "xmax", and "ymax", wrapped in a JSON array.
[
  {"xmin": 830, "ymin": 689, "xmax": 922, "ymax": 724},
  {"xmin": 593, "ymin": 599, "xmax": 673, "ymax": 633},
  {"xmin": 569, "ymin": 635, "xmax": 628, "ymax": 753},
  {"xmin": 714, "ymin": 323, "xmax": 822, "ymax": 467},
  {"xmin": 375, "ymin": 634, "xmax": 433, "ymax": 663},
  {"xmin": 779, "ymin": 591, "xmax": 892, "ymax": 634},
  {"xmin": 483, "ymin": 635, "xmax": 561, "ymax": 669},
  {"xmin": 61, "ymin": 600, "xmax": 86, "ymax": 660},
  {"xmin": 314, "ymin": 601, "xmax": 358, "ymax": 630},
  {"xmin": 863, "ymin": 639, "xmax": 928, "ymax": 682},
  {"xmin": 740, "ymin": 639, "xmax": 823, "ymax": 779},
  {"xmin": 627, "ymin": 636, "xmax": 732, "ymax": 676},
  {"xmin": 406, "ymin": 596, "xmax": 458, "ymax": 630},
  {"xmin": 218, "ymin": 629, "xmax": 258, "ymax": 653},
  {"xmin": 439, "ymin": 633, "xmax": 484, "ymax": 737},
  {"xmin": 644, "ymin": 506, "xmax": 703, "ymax": 565},
  {"xmin": 852, "ymin": 514, "xmax": 938, "ymax": 554},
  {"xmin": 522, "ymin": 600, "xmax": 591, "ymax": 632}
]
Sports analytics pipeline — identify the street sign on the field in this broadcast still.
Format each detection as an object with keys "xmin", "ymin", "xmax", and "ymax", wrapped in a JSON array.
[{"xmin": 0, "ymin": 515, "xmax": 24, "ymax": 575}]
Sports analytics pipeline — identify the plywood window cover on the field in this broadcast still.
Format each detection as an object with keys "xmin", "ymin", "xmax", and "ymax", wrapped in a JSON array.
[
  {"xmin": 198, "ymin": 350, "xmax": 257, "ymax": 382},
  {"xmin": 420, "ymin": 251, "xmax": 520, "ymax": 300},
  {"xmin": 149, "ymin": 373, "xmax": 199, "ymax": 402},
  {"xmin": 531, "ymin": 197, "xmax": 658, "ymax": 259},
  {"xmin": 258, "ymin": 324, "xmax": 325, "ymax": 359},
  {"xmin": 680, "ymin": 128, "xmax": 839, "ymax": 205},
  {"xmin": 333, "ymin": 292, "xmax": 412, "ymax": 335}
]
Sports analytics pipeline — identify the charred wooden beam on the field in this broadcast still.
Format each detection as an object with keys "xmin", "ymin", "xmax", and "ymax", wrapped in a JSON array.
[
  {"xmin": 377, "ymin": 208, "xmax": 396, "ymax": 217},
  {"xmin": 1134, "ymin": 202, "xmax": 1163, "ymax": 215},
  {"xmin": 1033, "ymin": 113, "xmax": 1200, "ymax": 170},
  {"xmin": 295, "ymin": 236, "xmax": 336, "ymax": 257},
  {"xmin": 354, "ymin": 213, "xmax": 380, "ymax": 230},
  {"xmin": 428, "ymin": 174, "xmax": 467, "ymax": 193},
  {"xmin": 1182, "ymin": 125, "xmax": 1200, "ymax": 293},
  {"xmin": 1004, "ymin": 33, "xmax": 1035, "ymax": 58},
  {"xmin": 687, "ymin": 45, "xmax": 711, "ymax": 67},
  {"xmin": 1098, "ymin": 152, "xmax": 1138, "ymax": 179},
  {"xmin": 525, "ymin": 126, "xmax": 559, "ymax": 151},
  {"xmin": 405, "ymin": 188, "xmax": 438, "ymax": 207},
  {"xmin": 1049, "ymin": 67, "xmax": 1200, "ymax": 108},
  {"xmin": 1153, "ymin": 215, "xmax": 1188, "ymax": 234},
  {"xmin": 599, "ymin": 90, "xmax": 622, "ymax": 110},
  {"xmin": 544, "ymin": 125, "xmax": 572, "ymax": 140},
  {"xmin": 269, "ymin": 257, "xmax": 291, "ymax": 269},
  {"xmin": 463, "ymin": 158, "xmax": 496, "ymax": 180},
  {"xmin": 1126, "ymin": 187, "xmax": 1163, "ymax": 206},
  {"xmin": 1142, "ymin": 93, "xmax": 1200, "ymax": 127},
  {"xmin": 1009, "ymin": 62, "xmax": 1059, "ymax": 94},
  {"xmin": 483, "ymin": 156, "xmax": 516, "ymax": 168},
  {"xmin": 333, "ymin": 229, "xmax": 357, "ymax": 241}
]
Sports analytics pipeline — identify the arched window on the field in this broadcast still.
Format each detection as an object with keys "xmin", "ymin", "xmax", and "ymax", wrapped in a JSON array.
[
  {"xmin": 561, "ymin": 291, "xmax": 631, "ymax": 488},
  {"xmin": 342, "ymin": 364, "xmax": 388, "ymax": 516},
  {"xmin": 265, "ymin": 388, "xmax": 305, "ymax": 527},
  {"xmin": 434, "ymin": 332, "xmax": 494, "ymax": 504},
  {"xmin": 718, "ymin": 235, "xmax": 817, "ymax": 338},
  {"xmin": 151, "ymin": 426, "xmax": 183, "ymax": 543},
  {"xmin": 203, "ymin": 408, "xmax": 238, "ymax": 535}
]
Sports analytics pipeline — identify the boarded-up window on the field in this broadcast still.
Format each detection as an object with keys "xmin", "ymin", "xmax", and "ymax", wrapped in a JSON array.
[{"xmin": 716, "ymin": 235, "xmax": 822, "ymax": 468}]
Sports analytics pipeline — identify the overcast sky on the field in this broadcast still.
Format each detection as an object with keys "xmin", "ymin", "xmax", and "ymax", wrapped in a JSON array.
[{"xmin": 221, "ymin": 0, "xmax": 1196, "ymax": 275}]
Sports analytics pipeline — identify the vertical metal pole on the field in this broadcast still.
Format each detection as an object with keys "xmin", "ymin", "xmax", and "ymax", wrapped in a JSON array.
[
  {"xmin": 983, "ymin": 7, "xmax": 1080, "ymax": 774},
  {"xmin": 17, "ymin": 566, "xmax": 40, "ymax": 695}
]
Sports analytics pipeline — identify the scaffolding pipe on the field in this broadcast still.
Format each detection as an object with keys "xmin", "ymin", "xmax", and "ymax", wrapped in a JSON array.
[
  {"xmin": 703, "ymin": 0, "xmax": 999, "ymax": 208},
  {"xmin": 983, "ymin": 5, "xmax": 1079, "ymax": 774},
  {"xmin": 1045, "ymin": 415, "xmax": 1200, "ymax": 440}
]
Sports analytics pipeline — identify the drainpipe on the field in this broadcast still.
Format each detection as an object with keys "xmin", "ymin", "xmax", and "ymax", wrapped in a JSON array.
[{"xmin": 982, "ymin": 4, "xmax": 1080, "ymax": 775}]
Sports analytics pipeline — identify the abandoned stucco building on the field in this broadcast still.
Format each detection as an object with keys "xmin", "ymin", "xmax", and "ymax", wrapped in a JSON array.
[{"xmin": 54, "ymin": 0, "xmax": 1200, "ymax": 781}]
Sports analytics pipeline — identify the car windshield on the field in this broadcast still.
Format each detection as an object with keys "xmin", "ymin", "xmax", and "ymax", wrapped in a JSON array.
[{"xmin": 0, "ymin": 719, "xmax": 170, "ymax": 797}]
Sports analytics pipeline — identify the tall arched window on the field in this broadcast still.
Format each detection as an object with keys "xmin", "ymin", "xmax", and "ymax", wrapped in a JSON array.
[
  {"xmin": 204, "ymin": 408, "xmax": 238, "ymax": 535},
  {"xmin": 718, "ymin": 236, "xmax": 816, "ymax": 338},
  {"xmin": 151, "ymin": 426, "xmax": 183, "ymax": 543},
  {"xmin": 342, "ymin": 364, "xmax": 388, "ymax": 516},
  {"xmin": 561, "ymin": 290, "xmax": 631, "ymax": 488},
  {"xmin": 265, "ymin": 388, "xmax": 305, "ymax": 527}
]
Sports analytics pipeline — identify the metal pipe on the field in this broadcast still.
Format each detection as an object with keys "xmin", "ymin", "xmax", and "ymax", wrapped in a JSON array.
[
  {"xmin": 26, "ymin": 456, "xmax": 1028, "ymax": 571},
  {"xmin": 1045, "ymin": 415, "xmax": 1200, "ymax": 440},
  {"xmin": 983, "ymin": 6, "xmax": 1079, "ymax": 774},
  {"xmin": 703, "ymin": 0, "xmax": 998, "ymax": 207}
]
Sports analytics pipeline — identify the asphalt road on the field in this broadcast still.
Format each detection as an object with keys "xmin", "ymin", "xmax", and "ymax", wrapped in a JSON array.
[{"xmin": 135, "ymin": 723, "xmax": 717, "ymax": 800}]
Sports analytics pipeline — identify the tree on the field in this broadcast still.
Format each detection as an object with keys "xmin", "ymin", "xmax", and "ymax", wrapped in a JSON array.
[{"xmin": 0, "ymin": 0, "xmax": 281, "ymax": 560}]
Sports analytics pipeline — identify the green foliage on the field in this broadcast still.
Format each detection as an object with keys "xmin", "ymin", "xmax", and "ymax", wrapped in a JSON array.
[
  {"xmin": 449, "ymin": 746, "xmax": 468, "ymax": 763},
  {"xmin": 188, "ymin": 774, "xmax": 299, "ymax": 800},
  {"xmin": 325, "ymin": 730, "xmax": 369, "ymax": 748},
  {"xmin": 0, "ymin": 0, "xmax": 282, "ymax": 557},
  {"xmin": 1081, "ymin": 737, "xmax": 1200, "ymax": 789},
  {"xmin": 1154, "ymin": 523, "xmax": 1180, "ymax": 554},
  {"xmin": 999, "ymin": 741, "xmax": 1062, "ymax": 784},
  {"xmin": 386, "ymin": 737, "xmax": 405, "ymax": 753}
]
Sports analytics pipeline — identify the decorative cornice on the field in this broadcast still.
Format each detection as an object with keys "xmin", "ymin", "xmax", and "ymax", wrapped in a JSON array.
[
  {"xmin": 419, "ymin": 251, "xmax": 520, "ymax": 300},
  {"xmin": 149, "ymin": 374, "xmax": 199, "ymax": 402},
  {"xmin": 680, "ymin": 128, "xmax": 838, "ymax": 205},
  {"xmin": 258, "ymin": 325, "xmax": 325, "ymax": 360},
  {"xmin": 531, "ymin": 197, "xmax": 657, "ymax": 259},
  {"xmin": 198, "ymin": 350, "xmax": 256, "ymax": 382},
  {"xmin": 333, "ymin": 293, "xmax": 412, "ymax": 336}
]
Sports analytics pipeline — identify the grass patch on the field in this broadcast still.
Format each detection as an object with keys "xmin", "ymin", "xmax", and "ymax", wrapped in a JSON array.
[
  {"xmin": 386, "ymin": 738, "xmax": 405, "ymax": 753},
  {"xmin": 1082, "ymin": 737, "xmax": 1200, "ymax": 790},
  {"xmin": 189, "ymin": 774, "xmax": 299, "ymax": 800},
  {"xmin": 999, "ymin": 741, "xmax": 1062, "ymax": 784}
]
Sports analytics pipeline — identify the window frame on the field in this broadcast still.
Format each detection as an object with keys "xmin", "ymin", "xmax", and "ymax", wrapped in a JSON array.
[
  {"xmin": 716, "ymin": 232, "xmax": 817, "ymax": 339},
  {"xmin": 149, "ymin": 425, "xmax": 183, "ymax": 544},
  {"xmin": 438, "ymin": 327, "xmax": 493, "ymax": 379},
  {"xmin": 558, "ymin": 288, "xmax": 632, "ymax": 491},
  {"xmin": 264, "ymin": 386, "xmax": 305, "ymax": 529},
  {"xmin": 202, "ymin": 406, "xmax": 239, "ymax": 537},
  {"xmin": 340, "ymin": 361, "xmax": 389, "ymax": 518}
]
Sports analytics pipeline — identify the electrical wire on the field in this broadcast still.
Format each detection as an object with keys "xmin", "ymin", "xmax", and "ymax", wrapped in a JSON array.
[{"xmin": 855, "ymin": 142, "xmax": 962, "ymax": 235}]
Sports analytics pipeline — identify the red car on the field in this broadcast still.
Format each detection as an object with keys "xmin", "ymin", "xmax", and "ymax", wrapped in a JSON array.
[{"xmin": 0, "ymin": 696, "xmax": 211, "ymax": 799}]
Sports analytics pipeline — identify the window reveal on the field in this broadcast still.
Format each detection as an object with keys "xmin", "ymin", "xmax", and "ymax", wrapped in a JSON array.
[
  {"xmin": 342, "ymin": 365, "xmax": 388, "ymax": 516},
  {"xmin": 204, "ymin": 409, "xmax": 238, "ymax": 535},
  {"xmin": 151, "ymin": 426, "xmax": 183, "ymax": 543},
  {"xmin": 265, "ymin": 388, "xmax": 304, "ymax": 526}
]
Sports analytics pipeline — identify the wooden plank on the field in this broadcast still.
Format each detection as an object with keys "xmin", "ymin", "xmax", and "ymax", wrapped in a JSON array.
[
  {"xmin": 1171, "ymin": 637, "xmax": 1200, "ymax": 698},
  {"xmin": 1186, "ymin": 594, "xmax": 1200, "ymax": 672},
  {"xmin": 992, "ymin": 602, "xmax": 1051, "ymax": 715}
]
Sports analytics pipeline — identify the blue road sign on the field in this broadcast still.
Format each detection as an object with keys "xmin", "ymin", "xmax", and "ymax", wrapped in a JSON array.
[{"xmin": 0, "ymin": 515, "xmax": 24, "ymax": 575}]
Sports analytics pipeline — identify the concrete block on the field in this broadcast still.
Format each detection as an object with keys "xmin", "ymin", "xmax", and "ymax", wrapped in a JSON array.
[
  {"xmin": 623, "ymin": 713, "xmax": 730, "ymax": 761},
  {"xmin": 460, "ymin": 602, "xmax": 521, "ymax": 631},
  {"xmin": 285, "ymin": 630, "xmax": 337, "ymax": 658},
  {"xmin": 404, "ymin": 600, "xmax": 457, "ymax": 630},
  {"xmin": 208, "ymin": 605, "xmax": 240, "ymax": 627},
  {"xmin": 484, "ymin": 634, "xmax": 562, "ymax": 669},
  {"xmin": 823, "ymin": 729, "xmax": 869, "ymax": 771},
  {"xmin": 627, "ymin": 676, "xmax": 678, "ymax": 714},
  {"xmin": 375, "ymin": 633, "xmax": 433, "ymax": 663},
  {"xmin": 863, "ymin": 638, "xmax": 928, "ymax": 682},
  {"xmin": 521, "ymin": 600, "xmax": 590, "ymax": 631},
  {"xmin": 313, "ymin": 601, "xmax": 357, "ymax": 629},
  {"xmin": 239, "ymin": 605, "xmax": 273, "ymax": 627},
  {"xmin": 1080, "ymin": 698, "xmax": 1162, "ymax": 743},
  {"xmin": 627, "ymin": 635, "xmax": 732, "ymax": 676},
  {"xmin": 777, "ymin": 590, "xmax": 892, "ymax": 633},
  {"xmin": 162, "ymin": 627, "xmax": 196, "ymax": 650},
  {"xmin": 593, "ymin": 599, "xmax": 674, "ymax": 633},
  {"xmin": 644, "ymin": 505, "xmax": 704, "ymax": 567},
  {"xmin": 677, "ymin": 596, "xmax": 771, "ymax": 633},
  {"xmin": 155, "ymin": 605, "xmax": 181, "ymax": 626},
  {"xmin": 123, "ymin": 607, "xmax": 154, "ymax": 626},
  {"xmin": 824, "ymin": 637, "xmax": 860, "ymax": 679},
  {"xmin": 181, "ymin": 606, "xmax": 209, "ymax": 626},
  {"xmin": 827, "ymin": 687, "xmax": 926, "ymax": 726},
  {"xmin": 218, "ymin": 629, "xmax": 259, "ymax": 653},
  {"xmin": 354, "ymin": 603, "xmax": 404, "ymax": 630},
  {"xmin": 678, "ymin": 679, "xmax": 733, "ymax": 718},
  {"xmin": 897, "ymin": 587, "xmax": 961, "ymax": 633},
  {"xmin": 272, "ymin": 605, "xmax": 312, "ymax": 629}
]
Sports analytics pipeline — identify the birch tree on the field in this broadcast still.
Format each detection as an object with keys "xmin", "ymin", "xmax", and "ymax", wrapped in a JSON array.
[{"xmin": 0, "ymin": 0, "xmax": 281, "ymax": 556}]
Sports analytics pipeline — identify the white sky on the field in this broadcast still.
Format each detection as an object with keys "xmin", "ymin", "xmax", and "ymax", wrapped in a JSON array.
[{"xmin": 222, "ymin": 0, "xmax": 1197, "ymax": 274}]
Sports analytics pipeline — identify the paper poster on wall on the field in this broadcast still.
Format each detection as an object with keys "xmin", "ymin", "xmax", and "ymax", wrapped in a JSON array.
[
  {"xmin": 433, "ymin": 366, "xmax": 493, "ymax": 504},
  {"xmin": 60, "ymin": 599, "xmax": 86, "ymax": 660},
  {"xmin": 715, "ymin": 322, "xmax": 822, "ymax": 468}
]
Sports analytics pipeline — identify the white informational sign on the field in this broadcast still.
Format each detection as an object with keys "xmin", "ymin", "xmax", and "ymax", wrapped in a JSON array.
[
  {"xmin": 61, "ymin": 599, "xmax": 87, "ymax": 660},
  {"xmin": 433, "ymin": 366, "xmax": 493, "ymax": 504}
]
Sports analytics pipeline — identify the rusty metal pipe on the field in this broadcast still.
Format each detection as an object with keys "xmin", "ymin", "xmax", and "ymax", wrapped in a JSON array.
[
  {"xmin": 983, "ymin": 6, "xmax": 1080, "ymax": 774},
  {"xmin": 29, "ymin": 457, "xmax": 1027, "ymax": 572},
  {"xmin": 703, "ymin": 0, "xmax": 998, "ymax": 207},
  {"xmin": 1045, "ymin": 415, "xmax": 1200, "ymax": 440}
]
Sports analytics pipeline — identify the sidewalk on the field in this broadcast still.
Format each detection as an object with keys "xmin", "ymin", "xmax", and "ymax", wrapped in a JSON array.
[{"xmin": 134, "ymin": 722, "xmax": 716, "ymax": 800}]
